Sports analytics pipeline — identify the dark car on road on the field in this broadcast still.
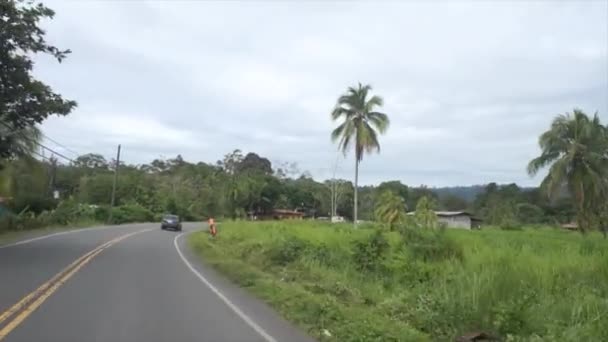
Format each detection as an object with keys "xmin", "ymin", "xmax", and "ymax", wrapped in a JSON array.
[{"xmin": 161, "ymin": 214, "xmax": 182, "ymax": 231}]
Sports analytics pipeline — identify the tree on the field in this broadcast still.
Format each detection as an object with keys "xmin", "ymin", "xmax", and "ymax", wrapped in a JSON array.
[
  {"xmin": 0, "ymin": 0, "xmax": 76, "ymax": 158},
  {"xmin": 528, "ymin": 109, "xmax": 607, "ymax": 233},
  {"xmin": 74, "ymin": 153, "xmax": 108, "ymax": 170},
  {"xmin": 440, "ymin": 194, "xmax": 468, "ymax": 211},
  {"xmin": 374, "ymin": 191, "xmax": 407, "ymax": 231},
  {"xmin": 0, "ymin": 125, "xmax": 42, "ymax": 163},
  {"xmin": 331, "ymin": 83, "xmax": 390, "ymax": 226},
  {"xmin": 376, "ymin": 181, "xmax": 409, "ymax": 202},
  {"xmin": 237, "ymin": 153, "xmax": 272, "ymax": 175},
  {"xmin": 414, "ymin": 196, "xmax": 438, "ymax": 229}
]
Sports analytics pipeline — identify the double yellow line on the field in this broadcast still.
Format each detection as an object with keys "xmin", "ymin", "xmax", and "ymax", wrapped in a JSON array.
[{"xmin": 0, "ymin": 229, "xmax": 151, "ymax": 340}]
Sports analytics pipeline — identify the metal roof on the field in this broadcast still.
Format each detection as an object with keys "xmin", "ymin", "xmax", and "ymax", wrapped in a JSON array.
[{"xmin": 407, "ymin": 211, "xmax": 471, "ymax": 216}]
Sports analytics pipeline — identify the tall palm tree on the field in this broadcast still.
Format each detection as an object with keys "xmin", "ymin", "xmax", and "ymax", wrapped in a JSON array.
[
  {"xmin": 528, "ymin": 109, "xmax": 607, "ymax": 233},
  {"xmin": 331, "ymin": 83, "xmax": 390, "ymax": 226}
]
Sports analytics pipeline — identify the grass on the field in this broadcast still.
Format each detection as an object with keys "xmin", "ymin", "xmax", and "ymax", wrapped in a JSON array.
[{"xmin": 189, "ymin": 221, "xmax": 608, "ymax": 341}]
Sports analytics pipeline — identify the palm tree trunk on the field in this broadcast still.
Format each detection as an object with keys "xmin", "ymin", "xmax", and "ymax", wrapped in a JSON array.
[
  {"xmin": 576, "ymin": 181, "xmax": 586, "ymax": 234},
  {"xmin": 354, "ymin": 158, "xmax": 359, "ymax": 228}
]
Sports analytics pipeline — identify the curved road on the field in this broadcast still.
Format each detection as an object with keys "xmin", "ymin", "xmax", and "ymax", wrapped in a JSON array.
[{"xmin": 0, "ymin": 223, "xmax": 315, "ymax": 342}]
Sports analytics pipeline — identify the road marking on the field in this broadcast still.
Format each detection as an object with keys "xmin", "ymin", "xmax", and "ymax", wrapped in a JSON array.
[
  {"xmin": 0, "ymin": 228, "xmax": 153, "ymax": 340},
  {"xmin": 0, "ymin": 223, "xmax": 148, "ymax": 250},
  {"xmin": 174, "ymin": 232, "xmax": 277, "ymax": 342}
]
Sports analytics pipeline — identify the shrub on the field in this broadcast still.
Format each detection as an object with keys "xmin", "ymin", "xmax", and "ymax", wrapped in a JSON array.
[
  {"xmin": 108, "ymin": 203, "xmax": 154, "ymax": 224},
  {"xmin": 268, "ymin": 236, "xmax": 310, "ymax": 266},
  {"xmin": 48, "ymin": 199, "xmax": 81, "ymax": 225},
  {"xmin": 401, "ymin": 228, "xmax": 464, "ymax": 262},
  {"xmin": 352, "ymin": 230, "xmax": 390, "ymax": 272}
]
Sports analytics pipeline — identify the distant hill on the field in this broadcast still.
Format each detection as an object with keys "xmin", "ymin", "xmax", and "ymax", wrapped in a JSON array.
[
  {"xmin": 430, "ymin": 185, "xmax": 537, "ymax": 202},
  {"xmin": 431, "ymin": 185, "xmax": 487, "ymax": 202}
]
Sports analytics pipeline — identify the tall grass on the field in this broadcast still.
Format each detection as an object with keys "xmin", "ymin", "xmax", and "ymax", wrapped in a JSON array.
[{"xmin": 189, "ymin": 221, "xmax": 608, "ymax": 341}]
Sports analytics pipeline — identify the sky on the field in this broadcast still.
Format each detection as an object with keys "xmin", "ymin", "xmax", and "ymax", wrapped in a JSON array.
[{"xmin": 36, "ymin": 0, "xmax": 608, "ymax": 187}]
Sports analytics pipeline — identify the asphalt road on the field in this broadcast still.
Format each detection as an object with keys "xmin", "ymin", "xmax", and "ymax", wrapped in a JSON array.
[{"xmin": 0, "ymin": 223, "xmax": 315, "ymax": 342}]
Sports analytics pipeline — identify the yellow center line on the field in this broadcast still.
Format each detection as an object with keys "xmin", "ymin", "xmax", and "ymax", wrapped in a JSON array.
[{"xmin": 0, "ymin": 228, "xmax": 152, "ymax": 341}]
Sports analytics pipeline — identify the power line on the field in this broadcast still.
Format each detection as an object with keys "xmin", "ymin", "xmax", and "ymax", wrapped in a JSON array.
[
  {"xmin": 0, "ymin": 121, "xmax": 75, "ymax": 164},
  {"xmin": 41, "ymin": 133, "xmax": 80, "ymax": 157}
]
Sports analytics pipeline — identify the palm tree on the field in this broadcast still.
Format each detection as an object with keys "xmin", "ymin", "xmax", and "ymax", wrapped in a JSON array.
[
  {"xmin": 528, "ymin": 109, "xmax": 607, "ymax": 233},
  {"xmin": 331, "ymin": 83, "xmax": 390, "ymax": 226},
  {"xmin": 374, "ymin": 190, "xmax": 407, "ymax": 231}
]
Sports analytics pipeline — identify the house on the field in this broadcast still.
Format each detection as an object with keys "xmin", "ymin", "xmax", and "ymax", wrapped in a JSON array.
[
  {"xmin": 254, "ymin": 209, "xmax": 304, "ymax": 220},
  {"xmin": 407, "ymin": 211, "xmax": 482, "ymax": 229},
  {"xmin": 560, "ymin": 222, "xmax": 578, "ymax": 231},
  {"xmin": 271, "ymin": 209, "xmax": 304, "ymax": 220}
]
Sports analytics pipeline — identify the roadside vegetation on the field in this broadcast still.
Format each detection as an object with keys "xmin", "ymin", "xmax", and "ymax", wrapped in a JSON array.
[{"xmin": 190, "ymin": 220, "xmax": 608, "ymax": 341}]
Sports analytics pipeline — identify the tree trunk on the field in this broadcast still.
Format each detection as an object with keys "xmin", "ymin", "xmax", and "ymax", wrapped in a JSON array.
[
  {"xmin": 354, "ymin": 158, "xmax": 359, "ymax": 228},
  {"xmin": 576, "ymin": 181, "xmax": 586, "ymax": 234}
]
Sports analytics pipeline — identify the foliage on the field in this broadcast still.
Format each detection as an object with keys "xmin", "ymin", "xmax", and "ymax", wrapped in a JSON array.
[
  {"xmin": 107, "ymin": 203, "xmax": 154, "ymax": 224},
  {"xmin": 401, "ymin": 227, "xmax": 464, "ymax": 262},
  {"xmin": 528, "ymin": 109, "xmax": 608, "ymax": 233},
  {"xmin": 190, "ymin": 221, "xmax": 608, "ymax": 341},
  {"xmin": 0, "ymin": 0, "xmax": 76, "ymax": 158},
  {"xmin": 414, "ymin": 195, "xmax": 438, "ymax": 228},
  {"xmin": 374, "ymin": 190, "xmax": 407, "ymax": 230},
  {"xmin": 352, "ymin": 230, "xmax": 389, "ymax": 272},
  {"xmin": 331, "ymin": 83, "xmax": 390, "ymax": 225}
]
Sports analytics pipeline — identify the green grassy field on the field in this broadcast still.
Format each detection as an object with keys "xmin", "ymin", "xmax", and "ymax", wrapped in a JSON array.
[{"xmin": 189, "ymin": 221, "xmax": 608, "ymax": 341}]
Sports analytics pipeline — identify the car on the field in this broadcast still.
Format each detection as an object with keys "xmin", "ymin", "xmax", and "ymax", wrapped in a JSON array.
[{"xmin": 161, "ymin": 214, "xmax": 182, "ymax": 231}]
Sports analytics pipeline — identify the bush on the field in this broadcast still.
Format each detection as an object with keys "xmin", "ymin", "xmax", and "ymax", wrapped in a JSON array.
[
  {"xmin": 268, "ymin": 236, "xmax": 310, "ymax": 266},
  {"xmin": 352, "ymin": 230, "xmax": 390, "ymax": 272},
  {"xmin": 108, "ymin": 203, "xmax": 154, "ymax": 224},
  {"xmin": 401, "ymin": 228, "xmax": 464, "ymax": 262},
  {"xmin": 48, "ymin": 199, "xmax": 81, "ymax": 225}
]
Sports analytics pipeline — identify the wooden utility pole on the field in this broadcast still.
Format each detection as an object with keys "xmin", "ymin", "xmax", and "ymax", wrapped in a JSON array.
[{"xmin": 108, "ymin": 144, "xmax": 121, "ymax": 223}]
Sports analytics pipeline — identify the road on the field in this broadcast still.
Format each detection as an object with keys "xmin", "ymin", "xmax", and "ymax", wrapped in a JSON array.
[{"xmin": 0, "ymin": 223, "xmax": 315, "ymax": 342}]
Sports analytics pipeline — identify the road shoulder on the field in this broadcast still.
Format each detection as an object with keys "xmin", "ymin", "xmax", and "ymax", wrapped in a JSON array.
[{"xmin": 176, "ymin": 231, "xmax": 316, "ymax": 342}]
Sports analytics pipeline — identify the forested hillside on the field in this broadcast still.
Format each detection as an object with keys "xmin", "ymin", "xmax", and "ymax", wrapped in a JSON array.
[{"xmin": 0, "ymin": 147, "xmax": 577, "ymax": 232}]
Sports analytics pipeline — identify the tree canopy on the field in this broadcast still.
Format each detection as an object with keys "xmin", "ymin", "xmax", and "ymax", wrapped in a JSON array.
[{"xmin": 0, "ymin": 0, "xmax": 76, "ymax": 158}]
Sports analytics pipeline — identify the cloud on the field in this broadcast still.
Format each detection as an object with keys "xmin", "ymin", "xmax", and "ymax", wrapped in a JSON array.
[{"xmin": 36, "ymin": 0, "xmax": 608, "ymax": 186}]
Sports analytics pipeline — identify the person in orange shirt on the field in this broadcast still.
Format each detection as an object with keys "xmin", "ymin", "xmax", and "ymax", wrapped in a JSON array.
[{"xmin": 208, "ymin": 217, "xmax": 217, "ymax": 237}]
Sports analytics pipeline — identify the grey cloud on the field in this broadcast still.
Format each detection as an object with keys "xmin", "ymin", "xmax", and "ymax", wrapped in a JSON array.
[{"xmin": 38, "ymin": 0, "xmax": 607, "ymax": 186}]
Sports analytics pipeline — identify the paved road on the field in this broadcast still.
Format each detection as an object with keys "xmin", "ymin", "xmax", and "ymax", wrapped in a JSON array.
[{"xmin": 0, "ymin": 223, "xmax": 315, "ymax": 342}]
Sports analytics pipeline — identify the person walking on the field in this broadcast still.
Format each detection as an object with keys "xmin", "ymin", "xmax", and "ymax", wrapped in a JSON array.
[{"xmin": 208, "ymin": 217, "xmax": 217, "ymax": 237}]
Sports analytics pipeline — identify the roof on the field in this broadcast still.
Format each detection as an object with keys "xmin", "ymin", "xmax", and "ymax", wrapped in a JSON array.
[
  {"xmin": 272, "ymin": 209, "xmax": 304, "ymax": 215},
  {"xmin": 435, "ymin": 211, "xmax": 473, "ymax": 216},
  {"xmin": 406, "ymin": 211, "xmax": 472, "ymax": 216},
  {"xmin": 406, "ymin": 211, "xmax": 482, "ymax": 221}
]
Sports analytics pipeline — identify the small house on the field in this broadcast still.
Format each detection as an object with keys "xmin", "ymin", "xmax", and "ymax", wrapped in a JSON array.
[
  {"xmin": 268, "ymin": 209, "xmax": 304, "ymax": 220},
  {"xmin": 407, "ymin": 211, "xmax": 482, "ymax": 229},
  {"xmin": 435, "ymin": 211, "xmax": 482, "ymax": 229}
]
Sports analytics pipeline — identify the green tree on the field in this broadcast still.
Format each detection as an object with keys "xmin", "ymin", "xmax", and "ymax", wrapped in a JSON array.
[
  {"xmin": 440, "ymin": 194, "xmax": 468, "ymax": 211},
  {"xmin": 414, "ymin": 196, "xmax": 438, "ymax": 229},
  {"xmin": 331, "ymin": 83, "xmax": 390, "ymax": 226},
  {"xmin": 0, "ymin": 125, "xmax": 42, "ymax": 167},
  {"xmin": 74, "ymin": 153, "xmax": 108, "ymax": 170},
  {"xmin": 0, "ymin": 0, "xmax": 76, "ymax": 158},
  {"xmin": 374, "ymin": 191, "xmax": 407, "ymax": 231},
  {"xmin": 528, "ymin": 109, "xmax": 607, "ymax": 233},
  {"xmin": 376, "ymin": 181, "xmax": 409, "ymax": 202}
]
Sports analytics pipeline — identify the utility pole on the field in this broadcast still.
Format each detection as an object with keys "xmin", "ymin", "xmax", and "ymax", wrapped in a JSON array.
[{"xmin": 108, "ymin": 144, "xmax": 121, "ymax": 223}]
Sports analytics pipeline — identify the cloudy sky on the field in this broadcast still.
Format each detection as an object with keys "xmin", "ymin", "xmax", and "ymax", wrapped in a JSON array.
[{"xmin": 37, "ymin": 0, "xmax": 607, "ymax": 187}]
